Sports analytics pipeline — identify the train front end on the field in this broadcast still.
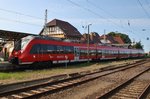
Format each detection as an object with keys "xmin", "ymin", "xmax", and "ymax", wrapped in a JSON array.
[{"xmin": 9, "ymin": 36, "xmax": 33, "ymax": 65}]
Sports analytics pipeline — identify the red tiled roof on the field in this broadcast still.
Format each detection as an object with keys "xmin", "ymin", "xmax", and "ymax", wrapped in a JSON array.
[
  {"xmin": 113, "ymin": 35, "xmax": 124, "ymax": 44},
  {"xmin": 100, "ymin": 35, "xmax": 125, "ymax": 44},
  {"xmin": 45, "ymin": 19, "xmax": 82, "ymax": 38},
  {"xmin": 100, "ymin": 35, "xmax": 117, "ymax": 44},
  {"xmin": 90, "ymin": 32, "xmax": 101, "ymax": 43},
  {"xmin": 82, "ymin": 32, "xmax": 101, "ymax": 44}
]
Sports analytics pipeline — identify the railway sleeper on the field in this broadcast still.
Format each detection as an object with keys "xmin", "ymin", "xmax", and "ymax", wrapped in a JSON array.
[
  {"xmin": 116, "ymin": 92, "xmax": 139, "ymax": 96},
  {"xmin": 115, "ymin": 93, "xmax": 139, "ymax": 98},
  {"xmin": 11, "ymin": 94, "xmax": 23, "ymax": 99},
  {"xmin": 110, "ymin": 95, "xmax": 134, "ymax": 99},
  {"xmin": 30, "ymin": 90, "xmax": 42, "ymax": 94},
  {"xmin": 38, "ymin": 88, "xmax": 49, "ymax": 91},
  {"xmin": 119, "ymin": 90, "xmax": 143, "ymax": 94},
  {"xmin": 21, "ymin": 92, "xmax": 33, "ymax": 96},
  {"xmin": 51, "ymin": 84, "xmax": 63, "ymax": 88},
  {"xmin": 126, "ymin": 88, "xmax": 146, "ymax": 92},
  {"xmin": 45, "ymin": 86, "xmax": 57, "ymax": 90}
]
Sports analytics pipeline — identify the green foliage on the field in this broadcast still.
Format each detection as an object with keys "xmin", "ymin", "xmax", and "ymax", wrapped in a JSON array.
[
  {"xmin": 0, "ymin": 72, "xmax": 25, "ymax": 80},
  {"xmin": 133, "ymin": 41, "xmax": 143, "ymax": 49},
  {"xmin": 108, "ymin": 32, "xmax": 131, "ymax": 44}
]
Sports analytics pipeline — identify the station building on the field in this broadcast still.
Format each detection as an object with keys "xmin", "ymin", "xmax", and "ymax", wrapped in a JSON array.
[{"xmin": 39, "ymin": 19, "xmax": 83, "ymax": 42}]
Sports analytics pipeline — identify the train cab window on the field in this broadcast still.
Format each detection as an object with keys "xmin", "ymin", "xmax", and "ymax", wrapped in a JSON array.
[{"xmin": 30, "ymin": 44, "xmax": 41, "ymax": 54}]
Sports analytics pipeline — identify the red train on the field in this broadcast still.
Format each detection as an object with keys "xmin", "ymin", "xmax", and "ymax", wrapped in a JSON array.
[{"xmin": 9, "ymin": 35, "xmax": 144, "ymax": 65}]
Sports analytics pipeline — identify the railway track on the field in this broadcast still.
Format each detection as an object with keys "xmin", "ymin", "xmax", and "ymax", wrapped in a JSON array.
[
  {"xmin": 96, "ymin": 66, "xmax": 150, "ymax": 99},
  {"xmin": 0, "ymin": 59, "xmax": 149, "ymax": 99}
]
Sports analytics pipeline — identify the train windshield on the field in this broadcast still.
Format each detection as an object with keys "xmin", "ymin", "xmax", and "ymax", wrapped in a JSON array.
[
  {"xmin": 21, "ymin": 36, "xmax": 33, "ymax": 50},
  {"xmin": 13, "ymin": 36, "xmax": 33, "ymax": 51}
]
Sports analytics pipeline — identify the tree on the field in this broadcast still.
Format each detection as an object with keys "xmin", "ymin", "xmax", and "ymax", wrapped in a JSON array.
[
  {"xmin": 108, "ymin": 32, "xmax": 131, "ymax": 44},
  {"xmin": 133, "ymin": 41, "xmax": 143, "ymax": 49}
]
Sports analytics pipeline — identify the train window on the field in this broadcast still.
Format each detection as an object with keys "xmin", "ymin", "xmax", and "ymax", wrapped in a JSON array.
[
  {"xmin": 30, "ymin": 44, "xmax": 41, "ymax": 54},
  {"xmin": 47, "ymin": 45, "xmax": 56, "ymax": 53},
  {"xmin": 108, "ymin": 50, "xmax": 111, "ymax": 54},
  {"xmin": 98, "ymin": 50, "xmax": 102, "ymax": 54},
  {"xmin": 40, "ymin": 44, "xmax": 47, "ymax": 54},
  {"xmin": 57, "ymin": 46, "xmax": 64, "ymax": 53},
  {"xmin": 115, "ymin": 51, "xmax": 117, "ymax": 54},
  {"xmin": 105, "ymin": 50, "xmax": 109, "ymax": 54},
  {"xmin": 102, "ymin": 50, "xmax": 105, "ymax": 54},
  {"xmin": 65, "ymin": 46, "xmax": 74, "ymax": 54},
  {"xmin": 90, "ymin": 50, "xmax": 96, "ymax": 56},
  {"xmin": 80, "ymin": 49, "xmax": 87, "ymax": 56}
]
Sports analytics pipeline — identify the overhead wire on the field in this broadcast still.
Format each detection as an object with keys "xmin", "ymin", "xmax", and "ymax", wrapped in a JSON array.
[
  {"xmin": 86, "ymin": 0, "xmax": 118, "ymax": 19},
  {"xmin": 67, "ymin": 0, "xmax": 139, "ymax": 36},
  {"xmin": 0, "ymin": 8, "xmax": 44, "ymax": 27},
  {"xmin": 145, "ymin": 0, "xmax": 150, "ymax": 10},
  {"xmin": 86, "ymin": 0, "xmax": 133, "ymax": 32},
  {"xmin": 67, "ymin": 0, "xmax": 134, "ymax": 34},
  {"xmin": 0, "ymin": 17, "xmax": 42, "ymax": 27},
  {"xmin": 87, "ymin": 0, "xmax": 149, "ymax": 41},
  {"xmin": 137, "ymin": 0, "xmax": 150, "ymax": 18},
  {"xmin": 136, "ymin": 0, "xmax": 150, "ymax": 41},
  {"xmin": 68, "ymin": 0, "xmax": 148, "ymax": 42},
  {"xmin": 0, "ymin": 8, "xmax": 43, "ymax": 20},
  {"xmin": 86, "ymin": 0, "xmax": 131, "ymax": 32},
  {"xmin": 86, "ymin": 0, "xmax": 140, "ymax": 33}
]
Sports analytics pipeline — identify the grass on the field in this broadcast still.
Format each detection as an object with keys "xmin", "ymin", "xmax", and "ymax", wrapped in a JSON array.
[
  {"xmin": 0, "ymin": 59, "xmax": 140, "ymax": 82},
  {"xmin": 0, "ymin": 72, "xmax": 24, "ymax": 80},
  {"xmin": 0, "ymin": 62, "xmax": 96, "ymax": 81},
  {"xmin": 60, "ymin": 62, "xmax": 95, "ymax": 69}
]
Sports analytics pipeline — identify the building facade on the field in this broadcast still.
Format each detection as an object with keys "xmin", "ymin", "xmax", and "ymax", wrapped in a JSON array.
[
  {"xmin": 40, "ymin": 19, "xmax": 82, "ymax": 42},
  {"xmin": 82, "ymin": 32, "xmax": 101, "ymax": 44}
]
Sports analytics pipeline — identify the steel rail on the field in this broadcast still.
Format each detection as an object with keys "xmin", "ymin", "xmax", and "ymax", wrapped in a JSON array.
[
  {"xmin": 96, "ymin": 67, "xmax": 150, "ymax": 99},
  {"xmin": 138, "ymin": 81, "xmax": 150, "ymax": 98},
  {"xmin": 0, "ymin": 59, "xmax": 148, "ymax": 99}
]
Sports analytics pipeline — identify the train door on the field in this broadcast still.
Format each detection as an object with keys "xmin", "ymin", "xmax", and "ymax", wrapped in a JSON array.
[
  {"xmin": 102, "ymin": 49, "xmax": 105, "ymax": 59},
  {"xmin": 74, "ymin": 47, "xmax": 80, "ymax": 61},
  {"xmin": 30, "ymin": 44, "xmax": 41, "ymax": 62},
  {"xmin": 40, "ymin": 44, "xmax": 47, "ymax": 62}
]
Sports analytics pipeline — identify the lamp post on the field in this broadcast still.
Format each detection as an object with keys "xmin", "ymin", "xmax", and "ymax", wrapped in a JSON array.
[{"xmin": 87, "ymin": 24, "xmax": 92, "ymax": 63}]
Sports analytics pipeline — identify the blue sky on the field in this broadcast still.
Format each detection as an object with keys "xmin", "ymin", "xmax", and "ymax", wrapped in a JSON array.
[{"xmin": 0, "ymin": 0, "xmax": 150, "ymax": 52}]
